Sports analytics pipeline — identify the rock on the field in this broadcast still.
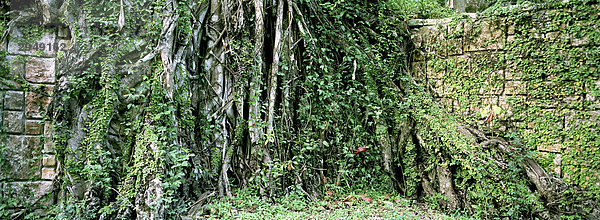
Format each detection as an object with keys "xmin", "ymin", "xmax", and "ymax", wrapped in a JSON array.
[
  {"xmin": 0, "ymin": 181, "xmax": 54, "ymax": 207},
  {"xmin": 25, "ymin": 120, "xmax": 43, "ymax": 135},
  {"xmin": 41, "ymin": 168, "xmax": 56, "ymax": 180},
  {"xmin": 25, "ymin": 57, "xmax": 56, "ymax": 83},
  {"xmin": 42, "ymin": 155, "xmax": 56, "ymax": 167},
  {"xmin": 3, "ymin": 91, "xmax": 24, "ymax": 110},
  {"xmin": 0, "ymin": 135, "xmax": 41, "ymax": 179},
  {"xmin": 2, "ymin": 111, "xmax": 24, "ymax": 134},
  {"xmin": 7, "ymin": 26, "xmax": 57, "ymax": 57},
  {"xmin": 25, "ymin": 85, "xmax": 53, "ymax": 119}
]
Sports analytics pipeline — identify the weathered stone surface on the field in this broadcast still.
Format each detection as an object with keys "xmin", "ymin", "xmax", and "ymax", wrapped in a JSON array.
[
  {"xmin": 3, "ymin": 111, "xmax": 24, "ymax": 134},
  {"xmin": 506, "ymin": 35, "xmax": 515, "ymax": 44},
  {"xmin": 470, "ymin": 51, "xmax": 502, "ymax": 69},
  {"xmin": 7, "ymin": 26, "xmax": 57, "ymax": 57},
  {"xmin": 0, "ymin": 135, "xmax": 41, "ymax": 179},
  {"xmin": 447, "ymin": 20, "xmax": 465, "ymax": 56},
  {"xmin": 538, "ymin": 144, "xmax": 561, "ymax": 153},
  {"xmin": 25, "ymin": 57, "xmax": 56, "ymax": 83},
  {"xmin": 41, "ymin": 168, "xmax": 56, "ymax": 180},
  {"xmin": 44, "ymin": 121, "xmax": 53, "ymax": 137},
  {"xmin": 465, "ymin": 19, "xmax": 505, "ymax": 51},
  {"xmin": 24, "ymin": 136, "xmax": 42, "ymax": 151},
  {"xmin": 43, "ymin": 122, "xmax": 54, "ymax": 154},
  {"xmin": 431, "ymin": 79, "xmax": 445, "ymax": 97},
  {"xmin": 571, "ymin": 35, "xmax": 590, "ymax": 47},
  {"xmin": 504, "ymin": 80, "xmax": 526, "ymax": 95},
  {"xmin": 0, "ymin": 135, "xmax": 23, "ymax": 149},
  {"xmin": 43, "ymin": 141, "xmax": 54, "ymax": 154},
  {"xmin": 25, "ymin": 120, "xmax": 43, "ymax": 135},
  {"xmin": 4, "ymin": 91, "xmax": 24, "ymax": 110},
  {"xmin": 42, "ymin": 155, "xmax": 56, "ymax": 167},
  {"xmin": 427, "ymin": 59, "xmax": 446, "ymax": 79},
  {"xmin": 4, "ymin": 56, "xmax": 25, "ymax": 89},
  {"xmin": 1, "ymin": 181, "xmax": 53, "ymax": 207},
  {"xmin": 553, "ymin": 154, "xmax": 562, "ymax": 177},
  {"xmin": 545, "ymin": 31, "xmax": 569, "ymax": 42},
  {"xmin": 416, "ymin": 24, "xmax": 447, "ymax": 58},
  {"xmin": 26, "ymin": 85, "xmax": 54, "ymax": 119},
  {"xmin": 504, "ymin": 59, "xmax": 524, "ymax": 80}
]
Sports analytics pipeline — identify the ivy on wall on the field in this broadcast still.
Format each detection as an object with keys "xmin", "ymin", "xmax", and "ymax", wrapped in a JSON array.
[{"xmin": 419, "ymin": 0, "xmax": 600, "ymax": 217}]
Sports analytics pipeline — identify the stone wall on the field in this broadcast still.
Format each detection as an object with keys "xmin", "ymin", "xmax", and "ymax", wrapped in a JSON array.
[
  {"xmin": 409, "ymin": 4, "xmax": 600, "ymax": 190},
  {"xmin": 1, "ymin": 24, "xmax": 70, "ymax": 212}
]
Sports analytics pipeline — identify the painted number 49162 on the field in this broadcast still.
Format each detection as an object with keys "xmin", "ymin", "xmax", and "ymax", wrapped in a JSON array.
[{"xmin": 18, "ymin": 42, "xmax": 68, "ymax": 52}]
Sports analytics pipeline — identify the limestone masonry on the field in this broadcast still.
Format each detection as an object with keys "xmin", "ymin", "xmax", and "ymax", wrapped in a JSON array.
[{"xmin": 2, "ymin": 24, "xmax": 71, "ymax": 209}]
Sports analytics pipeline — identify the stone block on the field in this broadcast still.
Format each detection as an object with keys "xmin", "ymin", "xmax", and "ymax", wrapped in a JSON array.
[
  {"xmin": 447, "ymin": 20, "xmax": 465, "ymax": 56},
  {"xmin": 25, "ymin": 120, "xmax": 43, "ymax": 135},
  {"xmin": 504, "ymin": 80, "xmax": 526, "ymax": 95},
  {"xmin": 412, "ymin": 49, "xmax": 426, "ymax": 62},
  {"xmin": 24, "ymin": 136, "xmax": 42, "ymax": 151},
  {"xmin": 3, "ymin": 111, "xmax": 24, "ymax": 134},
  {"xmin": 480, "ymin": 77, "xmax": 504, "ymax": 95},
  {"xmin": 507, "ymin": 24, "xmax": 515, "ymax": 35},
  {"xmin": 426, "ymin": 59, "xmax": 446, "ymax": 79},
  {"xmin": 43, "ymin": 122, "xmax": 54, "ymax": 154},
  {"xmin": 1, "ymin": 181, "xmax": 53, "ymax": 207},
  {"xmin": 41, "ymin": 168, "xmax": 56, "ymax": 180},
  {"xmin": 7, "ymin": 26, "xmax": 57, "ymax": 57},
  {"xmin": 25, "ymin": 57, "xmax": 55, "ymax": 83},
  {"xmin": 571, "ymin": 36, "xmax": 590, "ymax": 47},
  {"xmin": 431, "ymin": 80, "xmax": 445, "ymax": 97},
  {"xmin": 469, "ymin": 50, "xmax": 503, "ymax": 69},
  {"xmin": 408, "ymin": 18, "xmax": 452, "ymax": 28},
  {"xmin": 446, "ymin": 55, "xmax": 470, "ymax": 75},
  {"xmin": 538, "ymin": 144, "xmax": 561, "ymax": 153},
  {"xmin": 42, "ymin": 155, "xmax": 56, "ymax": 167},
  {"xmin": 0, "ymin": 135, "xmax": 23, "ymax": 148},
  {"xmin": 498, "ymin": 95, "xmax": 526, "ymax": 120},
  {"xmin": 504, "ymin": 59, "xmax": 525, "ymax": 80},
  {"xmin": 43, "ymin": 141, "xmax": 54, "ymax": 154},
  {"xmin": 4, "ymin": 91, "xmax": 24, "ymax": 110},
  {"xmin": 553, "ymin": 154, "xmax": 561, "ymax": 177},
  {"xmin": 437, "ymin": 97, "xmax": 457, "ymax": 111},
  {"xmin": 506, "ymin": 35, "xmax": 515, "ymax": 44},
  {"xmin": 563, "ymin": 110, "xmax": 592, "ymax": 131},
  {"xmin": 545, "ymin": 31, "xmax": 569, "ymax": 42},
  {"xmin": 465, "ymin": 18, "xmax": 505, "ymax": 52},
  {"xmin": 44, "ymin": 121, "xmax": 53, "ymax": 138},
  {"xmin": 0, "ymin": 135, "xmax": 41, "ymax": 179},
  {"xmin": 25, "ymin": 85, "xmax": 53, "ymax": 119},
  {"xmin": 5, "ymin": 55, "xmax": 25, "ymax": 81},
  {"xmin": 416, "ymin": 24, "xmax": 448, "ymax": 58}
]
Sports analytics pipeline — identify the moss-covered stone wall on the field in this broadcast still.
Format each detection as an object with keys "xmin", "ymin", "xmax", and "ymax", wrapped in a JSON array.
[
  {"xmin": 410, "ymin": 2, "xmax": 600, "ymax": 197},
  {"xmin": 1, "ymin": 24, "xmax": 70, "ymax": 214}
]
